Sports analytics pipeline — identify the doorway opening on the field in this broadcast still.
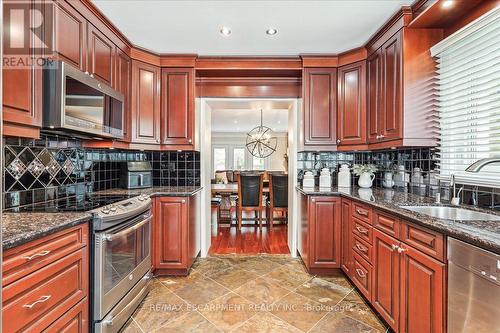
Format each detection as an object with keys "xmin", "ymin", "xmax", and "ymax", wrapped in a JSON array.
[{"xmin": 198, "ymin": 98, "xmax": 299, "ymax": 256}]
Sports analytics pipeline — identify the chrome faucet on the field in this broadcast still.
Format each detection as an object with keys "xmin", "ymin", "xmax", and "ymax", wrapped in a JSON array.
[
  {"xmin": 449, "ymin": 174, "xmax": 462, "ymax": 206},
  {"xmin": 465, "ymin": 158, "xmax": 500, "ymax": 172}
]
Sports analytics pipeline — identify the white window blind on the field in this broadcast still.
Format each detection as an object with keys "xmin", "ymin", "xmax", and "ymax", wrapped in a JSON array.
[{"xmin": 430, "ymin": 7, "xmax": 500, "ymax": 186}]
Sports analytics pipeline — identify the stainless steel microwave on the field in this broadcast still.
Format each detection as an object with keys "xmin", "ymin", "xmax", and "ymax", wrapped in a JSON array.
[{"xmin": 43, "ymin": 61, "xmax": 124, "ymax": 139}]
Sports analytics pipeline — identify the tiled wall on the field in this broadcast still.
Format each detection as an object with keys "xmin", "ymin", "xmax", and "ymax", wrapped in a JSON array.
[
  {"xmin": 3, "ymin": 135, "xmax": 200, "ymax": 209},
  {"xmin": 298, "ymin": 148, "xmax": 500, "ymax": 210}
]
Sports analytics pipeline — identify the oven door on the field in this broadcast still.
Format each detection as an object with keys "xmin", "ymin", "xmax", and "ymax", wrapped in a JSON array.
[{"xmin": 94, "ymin": 211, "xmax": 152, "ymax": 320}]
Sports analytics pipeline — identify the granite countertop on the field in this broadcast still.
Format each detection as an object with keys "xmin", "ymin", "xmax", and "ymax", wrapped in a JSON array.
[
  {"xmin": 94, "ymin": 186, "xmax": 203, "ymax": 197},
  {"xmin": 2, "ymin": 212, "xmax": 92, "ymax": 251},
  {"xmin": 297, "ymin": 186, "xmax": 500, "ymax": 254}
]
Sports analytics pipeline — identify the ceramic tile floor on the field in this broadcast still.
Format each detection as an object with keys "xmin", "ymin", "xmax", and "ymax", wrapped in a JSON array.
[{"xmin": 121, "ymin": 254, "xmax": 388, "ymax": 333}]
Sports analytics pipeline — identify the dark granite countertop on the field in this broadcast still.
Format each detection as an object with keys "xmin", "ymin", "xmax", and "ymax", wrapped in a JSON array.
[
  {"xmin": 297, "ymin": 186, "xmax": 500, "ymax": 254},
  {"xmin": 94, "ymin": 186, "xmax": 202, "ymax": 197},
  {"xmin": 2, "ymin": 212, "xmax": 91, "ymax": 251}
]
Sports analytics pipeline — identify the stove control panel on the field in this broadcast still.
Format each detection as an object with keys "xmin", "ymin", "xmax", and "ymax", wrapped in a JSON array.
[{"xmin": 93, "ymin": 194, "xmax": 152, "ymax": 220}]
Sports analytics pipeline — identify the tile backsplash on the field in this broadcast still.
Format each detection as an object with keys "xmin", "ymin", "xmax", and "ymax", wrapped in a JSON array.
[
  {"xmin": 3, "ymin": 135, "xmax": 200, "ymax": 209},
  {"xmin": 298, "ymin": 148, "xmax": 500, "ymax": 211}
]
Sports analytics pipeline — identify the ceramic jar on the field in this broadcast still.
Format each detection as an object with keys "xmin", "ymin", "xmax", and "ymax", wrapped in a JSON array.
[
  {"xmin": 303, "ymin": 171, "xmax": 315, "ymax": 188},
  {"xmin": 382, "ymin": 172, "xmax": 394, "ymax": 188},
  {"xmin": 337, "ymin": 164, "xmax": 351, "ymax": 188},
  {"xmin": 319, "ymin": 168, "xmax": 331, "ymax": 188}
]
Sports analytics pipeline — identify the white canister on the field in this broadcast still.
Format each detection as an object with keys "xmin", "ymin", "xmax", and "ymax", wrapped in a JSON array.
[
  {"xmin": 412, "ymin": 167, "xmax": 424, "ymax": 187},
  {"xmin": 319, "ymin": 168, "xmax": 332, "ymax": 188},
  {"xmin": 337, "ymin": 164, "xmax": 351, "ymax": 188},
  {"xmin": 303, "ymin": 171, "xmax": 315, "ymax": 188}
]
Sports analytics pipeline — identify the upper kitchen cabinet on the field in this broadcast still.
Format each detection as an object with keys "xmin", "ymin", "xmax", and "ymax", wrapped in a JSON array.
[
  {"xmin": 87, "ymin": 23, "xmax": 115, "ymax": 87},
  {"xmin": 52, "ymin": 0, "xmax": 87, "ymax": 71},
  {"xmin": 131, "ymin": 60, "xmax": 161, "ymax": 144},
  {"xmin": 337, "ymin": 61, "xmax": 367, "ymax": 149},
  {"xmin": 116, "ymin": 49, "xmax": 131, "ymax": 142},
  {"xmin": 2, "ymin": 0, "xmax": 43, "ymax": 138},
  {"xmin": 161, "ymin": 67, "xmax": 195, "ymax": 148},
  {"xmin": 366, "ymin": 10, "xmax": 442, "ymax": 149},
  {"xmin": 302, "ymin": 67, "xmax": 337, "ymax": 149}
]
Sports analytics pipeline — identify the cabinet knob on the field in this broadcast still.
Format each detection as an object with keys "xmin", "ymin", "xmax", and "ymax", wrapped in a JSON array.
[
  {"xmin": 188, "ymin": 139, "xmax": 192, "ymax": 143},
  {"xmin": 311, "ymin": 198, "xmax": 315, "ymax": 202},
  {"xmin": 90, "ymin": 73, "xmax": 94, "ymax": 78},
  {"xmin": 182, "ymin": 199, "xmax": 186, "ymax": 203},
  {"xmin": 337, "ymin": 139, "xmax": 341, "ymax": 144}
]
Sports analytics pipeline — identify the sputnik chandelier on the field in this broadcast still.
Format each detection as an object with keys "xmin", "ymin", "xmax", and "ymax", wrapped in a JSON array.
[{"xmin": 246, "ymin": 109, "xmax": 277, "ymax": 158}]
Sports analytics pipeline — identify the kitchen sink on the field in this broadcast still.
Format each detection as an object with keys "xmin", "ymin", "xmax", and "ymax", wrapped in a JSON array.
[{"xmin": 400, "ymin": 206, "xmax": 500, "ymax": 221}]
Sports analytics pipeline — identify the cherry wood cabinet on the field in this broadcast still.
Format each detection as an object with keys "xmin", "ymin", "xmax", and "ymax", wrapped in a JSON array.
[
  {"xmin": 2, "ymin": 223, "xmax": 89, "ymax": 333},
  {"xmin": 337, "ymin": 61, "xmax": 367, "ymax": 148},
  {"xmin": 373, "ymin": 229, "xmax": 400, "ymax": 331},
  {"xmin": 298, "ymin": 193, "xmax": 341, "ymax": 274},
  {"xmin": 131, "ymin": 60, "xmax": 161, "ymax": 144},
  {"xmin": 153, "ymin": 193, "xmax": 200, "ymax": 275},
  {"xmin": 303, "ymin": 68, "xmax": 337, "ymax": 148},
  {"xmin": 367, "ymin": 49, "xmax": 383, "ymax": 143},
  {"xmin": 400, "ymin": 243, "xmax": 445, "ymax": 333},
  {"xmin": 53, "ymin": 0, "xmax": 87, "ymax": 71},
  {"xmin": 87, "ymin": 23, "xmax": 115, "ymax": 86},
  {"xmin": 161, "ymin": 67, "xmax": 195, "ymax": 147},
  {"xmin": 2, "ymin": 0, "xmax": 43, "ymax": 138},
  {"xmin": 116, "ymin": 49, "xmax": 131, "ymax": 142},
  {"xmin": 341, "ymin": 199, "xmax": 353, "ymax": 275}
]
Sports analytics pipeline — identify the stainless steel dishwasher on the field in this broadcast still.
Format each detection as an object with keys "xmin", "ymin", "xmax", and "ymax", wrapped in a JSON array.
[{"xmin": 448, "ymin": 238, "xmax": 500, "ymax": 333}]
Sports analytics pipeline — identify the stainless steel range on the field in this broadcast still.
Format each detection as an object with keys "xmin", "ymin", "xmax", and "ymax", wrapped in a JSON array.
[{"xmin": 90, "ymin": 194, "xmax": 153, "ymax": 333}]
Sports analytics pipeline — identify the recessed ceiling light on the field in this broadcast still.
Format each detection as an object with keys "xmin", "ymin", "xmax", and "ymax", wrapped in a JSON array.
[
  {"xmin": 266, "ymin": 28, "xmax": 278, "ymax": 35},
  {"xmin": 442, "ymin": 0, "xmax": 454, "ymax": 8},
  {"xmin": 234, "ymin": 120, "xmax": 238, "ymax": 124},
  {"xmin": 220, "ymin": 26, "xmax": 231, "ymax": 36}
]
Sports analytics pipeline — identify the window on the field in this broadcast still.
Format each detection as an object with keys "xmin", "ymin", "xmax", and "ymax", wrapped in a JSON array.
[
  {"xmin": 213, "ymin": 148, "xmax": 226, "ymax": 172},
  {"xmin": 252, "ymin": 156, "xmax": 266, "ymax": 170},
  {"xmin": 233, "ymin": 148, "xmax": 246, "ymax": 170},
  {"xmin": 431, "ymin": 8, "xmax": 500, "ymax": 185}
]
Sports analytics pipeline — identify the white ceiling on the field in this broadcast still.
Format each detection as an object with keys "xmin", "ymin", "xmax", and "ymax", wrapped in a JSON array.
[
  {"xmin": 92, "ymin": 0, "xmax": 413, "ymax": 56},
  {"xmin": 209, "ymin": 99, "xmax": 292, "ymax": 133}
]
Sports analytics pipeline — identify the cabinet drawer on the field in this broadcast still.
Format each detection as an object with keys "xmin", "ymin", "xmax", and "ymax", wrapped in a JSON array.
[
  {"xmin": 43, "ymin": 297, "xmax": 88, "ymax": 333},
  {"xmin": 352, "ymin": 252, "xmax": 372, "ymax": 300},
  {"xmin": 373, "ymin": 210, "xmax": 400, "ymax": 238},
  {"xmin": 2, "ymin": 248, "xmax": 88, "ymax": 333},
  {"xmin": 352, "ymin": 217, "xmax": 373, "ymax": 244},
  {"xmin": 401, "ymin": 222, "xmax": 445, "ymax": 261},
  {"xmin": 3, "ymin": 224, "xmax": 88, "ymax": 286},
  {"xmin": 352, "ymin": 202, "xmax": 372, "ymax": 223},
  {"xmin": 352, "ymin": 234, "xmax": 373, "ymax": 264}
]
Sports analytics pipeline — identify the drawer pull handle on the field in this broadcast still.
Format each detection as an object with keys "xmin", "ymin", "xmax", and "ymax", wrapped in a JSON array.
[
  {"xmin": 391, "ymin": 244, "xmax": 399, "ymax": 251},
  {"xmin": 355, "ymin": 226, "xmax": 368, "ymax": 234},
  {"xmin": 355, "ymin": 268, "xmax": 366, "ymax": 278},
  {"xmin": 356, "ymin": 208, "xmax": 368, "ymax": 216},
  {"xmin": 23, "ymin": 295, "xmax": 51, "ymax": 309},
  {"xmin": 356, "ymin": 243, "xmax": 368, "ymax": 253},
  {"xmin": 397, "ymin": 246, "xmax": 408, "ymax": 254},
  {"xmin": 23, "ymin": 250, "xmax": 51, "ymax": 261}
]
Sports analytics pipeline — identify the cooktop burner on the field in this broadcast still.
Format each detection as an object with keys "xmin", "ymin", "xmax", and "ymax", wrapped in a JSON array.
[{"xmin": 7, "ymin": 194, "xmax": 133, "ymax": 213}]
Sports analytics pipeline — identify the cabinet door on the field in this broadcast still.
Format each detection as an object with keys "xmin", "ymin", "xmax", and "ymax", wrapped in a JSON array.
[
  {"xmin": 87, "ymin": 23, "xmax": 115, "ymax": 86},
  {"xmin": 337, "ymin": 61, "xmax": 367, "ymax": 146},
  {"xmin": 341, "ymin": 199, "xmax": 352, "ymax": 275},
  {"xmin": 53, "ymin": 0, "xmax": 87, "ymax": 71},
  {"xmin": 154, "ymin": 197, "xmax": 188, "ymax": 269},
  {"xmin": 43, "ymin": 297, "xmax": 88, "ymax": 332},
  {"xmin": 372, "ymin": 229, "xmax": 400, "ymax": 331},
  {"xmin": 2, "ymin": 0, "xmax": 42, "ymax": 136},
  {"xmin": 303, "ymin": 68, "xmax": 337, "ymax": 146},
  {"xmin": 367, "ymin": 49, "xmax": 382, "ymax": 143},
  {"xmin": 161, "ymin": 68, "xmax": 194, "ymax": 146},
  {"xmin": 309, "ymin": 196, "xmax": 341, "ymax": 268},
  {"xmin": 381, "ymin": 30, "xmax": 403, "ymax": 141},
  {"xmin": 116, "ymin": 49, "xmax": 131, "ymax": 142},
  {"xmin": 131, "ymin": 60, "xmax": 161, "ymax": 144},
  {"xmin": 400, "ymin": 244, "xmax": 445, "ymax": 333}
]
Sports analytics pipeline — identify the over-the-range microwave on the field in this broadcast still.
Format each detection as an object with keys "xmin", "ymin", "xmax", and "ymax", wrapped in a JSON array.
[{"xmin": 43, "ymin": 61, "xmax": 124, "ymax": 139}]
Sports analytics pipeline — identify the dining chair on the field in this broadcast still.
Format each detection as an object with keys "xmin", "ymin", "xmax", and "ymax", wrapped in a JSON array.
[
  {"xmin": 267, "ymin": 173, "xmax": 288, "ymax": 228},
  {"xmin": 236, "ymin": 172, "xmax": 264, "ymax": 229}
]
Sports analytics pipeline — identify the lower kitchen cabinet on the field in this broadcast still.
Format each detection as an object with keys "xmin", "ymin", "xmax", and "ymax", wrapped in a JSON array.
[
  {"xmin": 2, "ymin": 224, "xmax": 89, "ymax": 333},
  {"xmin": 153, "ymin": 193, "xmax": 200, "ymax": 275},
  {"xmin": 341, "ymin": 199, "xmax": 353, "ymax": 275},
  {"xmin": 298, "ymin": 193, "xmax": 341, "ymax": 274}
]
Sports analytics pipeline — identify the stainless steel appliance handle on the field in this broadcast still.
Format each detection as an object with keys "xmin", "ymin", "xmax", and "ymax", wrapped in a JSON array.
[
  {"xmin": 102, "ymin": 215, "xmax": 152, "ymax": 242},
  {"xmin": 139, "ymin": 174, "xmax": 143, "ymax": 186}
]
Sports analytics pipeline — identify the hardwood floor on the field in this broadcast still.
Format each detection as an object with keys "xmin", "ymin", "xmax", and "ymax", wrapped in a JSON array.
[{"xmin": 209, "ymin": 208, "xmax": 289, "ymax": 255}]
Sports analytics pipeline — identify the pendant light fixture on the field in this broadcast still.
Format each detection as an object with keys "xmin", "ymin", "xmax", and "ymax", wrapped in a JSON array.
[{"xmin": 246, "ymin": 109, "xmax": 277, "ymax": 158}]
